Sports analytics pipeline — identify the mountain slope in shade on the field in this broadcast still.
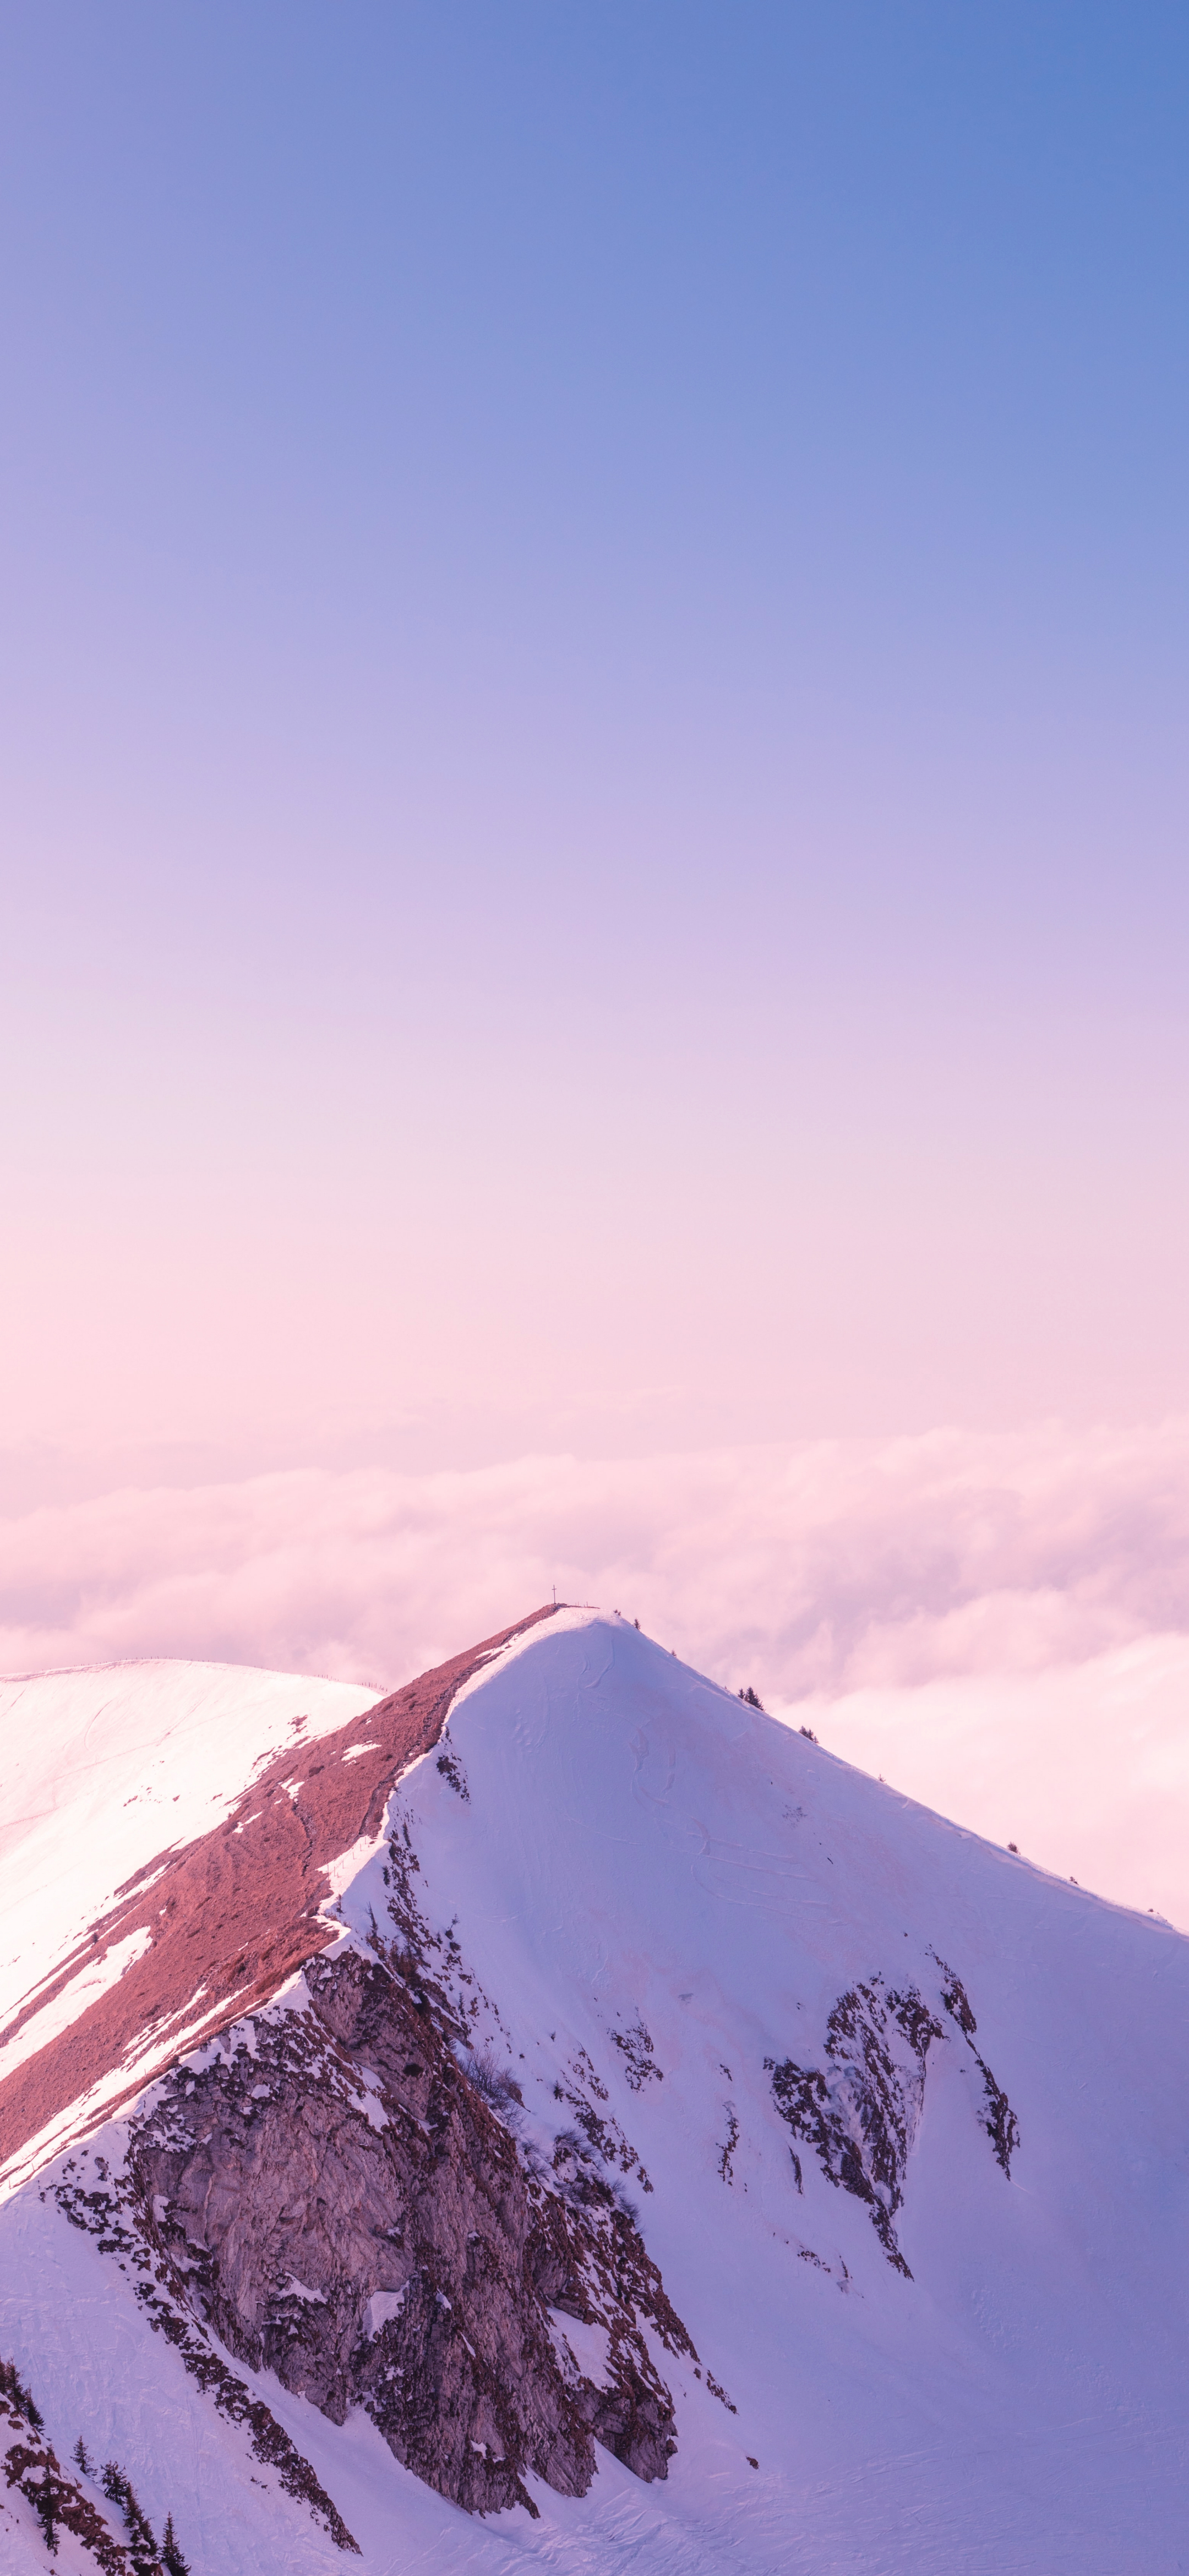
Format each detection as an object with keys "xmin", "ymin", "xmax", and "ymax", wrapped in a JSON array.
[{"xmin": 2, "ymin": 1607, "xmax": 1188, "ymax": 2574}]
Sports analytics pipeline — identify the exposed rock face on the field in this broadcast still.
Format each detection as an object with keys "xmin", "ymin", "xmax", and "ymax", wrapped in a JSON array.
[
  {"xmin": 74, "ymin": 1825, "xmax": 697, "ymax": 2523},
  {"xmin": 767, "ymin": 1977, "xmax": 942, "ymax": 2273},
  {"xmin": 767, "ymin": 1968, "xmax": 1017, "ymax": 2275},
  {"xmin": 932, "ymin": 1958, "xmax": 1020, "ymax": 2174}
]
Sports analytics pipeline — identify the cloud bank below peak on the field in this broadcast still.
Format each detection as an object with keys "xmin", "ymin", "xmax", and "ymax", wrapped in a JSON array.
[{"xmin": 4, "ymin": 1418, "xmax": 1189, "ymax": 1926}]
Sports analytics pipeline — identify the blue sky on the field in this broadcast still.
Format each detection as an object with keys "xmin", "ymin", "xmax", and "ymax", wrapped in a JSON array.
[{"xmin": 3, "ymin": 5, "xmax": 1188, "ymax": 1486}]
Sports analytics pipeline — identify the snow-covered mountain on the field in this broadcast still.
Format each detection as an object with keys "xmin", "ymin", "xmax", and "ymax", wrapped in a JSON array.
[{"xmin": 2, "ymin": 1606, "xmax": 1187, "ymax": 2574}]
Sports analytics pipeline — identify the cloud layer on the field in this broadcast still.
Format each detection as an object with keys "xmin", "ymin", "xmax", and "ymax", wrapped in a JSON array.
[{"xmin": 4, "ymin": 1419, "xmax": 1189, "ymax": 1923}]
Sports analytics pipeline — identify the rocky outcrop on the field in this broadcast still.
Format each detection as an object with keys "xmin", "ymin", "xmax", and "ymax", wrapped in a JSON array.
[
  {"xmin": 766, "ymin": 1976, "xmax": 943, "ymax": 2274},
  {"xmin": 766, "ymin": 1964, "xmax": 1018, "ymax": 2275},
  {"xmin": 932, "ymin": 1957, "xmax": 1020, "ymax": 2174},
  {"xmin": 57, "ymin": 1804, "xmax": 696, "ymax": 2524},
  {"xmin": 54, "ymin": 2160, "xmax": 362, "ymax": 2550}
]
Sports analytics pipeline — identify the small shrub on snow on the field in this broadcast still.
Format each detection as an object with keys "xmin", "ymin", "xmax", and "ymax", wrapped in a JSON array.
[{"xmin": 463, "ymin": 2044, "xmax": 523, "ymax": 2124}]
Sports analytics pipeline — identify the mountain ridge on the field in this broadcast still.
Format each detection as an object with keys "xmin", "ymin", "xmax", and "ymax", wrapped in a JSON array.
[
  {"xmin": 0, "ymin": 1608, "xmax": 559, "ymax": 2192},
  {"xmin": 3, "ymin": 1607, "xmax": 1188, "ymax": 2573}
]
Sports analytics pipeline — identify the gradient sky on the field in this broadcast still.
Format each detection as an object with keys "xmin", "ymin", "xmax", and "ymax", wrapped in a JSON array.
[{"xmin": 4, "ymin": 4, "xmax": 1189, "ymax": 1498}]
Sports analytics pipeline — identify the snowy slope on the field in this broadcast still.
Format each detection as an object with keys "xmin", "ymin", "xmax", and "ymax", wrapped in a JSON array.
[
  {"xmin": 0, "ymin": 1658, "xmax": 377, "ymax": 2029},
  {"xmin": 3, "ymin": 1609, "xmax": 1188, "ymax": 2574},
  {"xmin": 0, "ymin": 1617, "xmax": 551, "ymax": 2195},
  {"xmin": 0, "ymin": 1660, "xmax": 377, "ymax": 2185}
]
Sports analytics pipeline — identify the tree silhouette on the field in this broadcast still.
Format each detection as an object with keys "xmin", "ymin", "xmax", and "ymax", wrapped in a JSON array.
[
  {"xmin": 161, "ymin": 2511, "xmax": 192, "ymax": 2574},
  {"xmin": 100, "ymin": 2461, "xmax": 159, "ymax": 2575}
]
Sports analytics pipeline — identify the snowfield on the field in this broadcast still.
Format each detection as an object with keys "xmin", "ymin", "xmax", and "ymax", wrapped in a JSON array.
[{"xmin": 2, "ymin": 1608, "xmax": 1187, "ymax": 2573}]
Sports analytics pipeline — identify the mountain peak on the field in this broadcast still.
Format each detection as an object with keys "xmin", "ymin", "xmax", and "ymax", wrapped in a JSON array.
[{"xmin": 2, "ymin": 1607, "xmax": 1187, "ymax": 2570}]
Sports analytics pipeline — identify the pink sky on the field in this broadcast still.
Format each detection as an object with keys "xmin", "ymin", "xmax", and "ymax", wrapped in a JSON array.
[{"xmin": 4, "ymin": 12, "xmax": 1189, "ymax": 1958}]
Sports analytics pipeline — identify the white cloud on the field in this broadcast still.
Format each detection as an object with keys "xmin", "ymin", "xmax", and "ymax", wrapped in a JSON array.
[{"xmin": 4, "ymin": 1420, "xmax": 1189, "ymax": 1922}]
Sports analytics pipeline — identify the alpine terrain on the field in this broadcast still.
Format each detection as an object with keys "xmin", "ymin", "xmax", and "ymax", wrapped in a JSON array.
[{"xmin": 1, "ymin": 1604, "xmax": 1186, "ymax": 2574}]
